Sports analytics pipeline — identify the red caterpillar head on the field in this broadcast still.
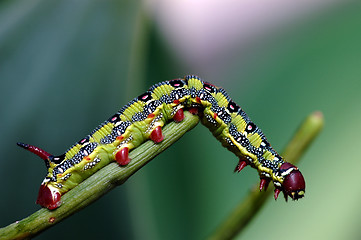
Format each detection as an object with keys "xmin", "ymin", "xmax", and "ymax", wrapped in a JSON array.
[
  {"xmin": 17, "ymin": 142, "xmax": 62, "ymax": 210},
  {"xmin": 277, "ymin": 162, "xmax": 305, "ymax": 200}
]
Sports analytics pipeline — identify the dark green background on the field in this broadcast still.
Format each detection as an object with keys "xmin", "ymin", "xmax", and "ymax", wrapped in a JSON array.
[{"xmin": 1, "ymin": 1, "xmax": 361, "ymax": 239}]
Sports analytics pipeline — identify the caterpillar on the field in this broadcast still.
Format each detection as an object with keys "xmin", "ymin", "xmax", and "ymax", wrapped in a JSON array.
[{"xmin": 18, "ymin": 75, "xmax": 305, "ymax": 210}]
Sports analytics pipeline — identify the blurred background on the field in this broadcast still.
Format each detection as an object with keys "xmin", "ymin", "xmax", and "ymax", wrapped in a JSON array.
[{"xmin": 0, "ymin": 0, "xmax": 361, "ymax": 239}]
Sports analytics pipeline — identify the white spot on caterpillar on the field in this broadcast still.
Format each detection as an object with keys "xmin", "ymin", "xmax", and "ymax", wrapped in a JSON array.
[
  {"xmin": 274, "ymin": 181, "xmax": 281, "ymax": 187},
  {"xmin": 245, "ymin": 156, "xmax": 253, "ymax": 163},
  {"xmin": 61, "ymin": 173, "xmax": 71, "ymax": 181},
  {"xmin": 146, "ymin": 113, "xmax": 163, "ymax": 133},
  {"xmin": 224, "ymin": 137, "xmax": 234, "ymax": 146},
  {"xmin": 171, "ymin": 105, "xmax": 182, "ymax": 116},
  {"xmin": 261, "ymin": 172, "xmax": 271, "ymax": 178},
  {"xmin": 116, "ymin": 136, "xmax": 133, "ymax": 151},
  {"xmin": 84, "ymin": 156, "xmax": 101, "ymax": 170},
  {"xmin": 281, "ymin": 168, "xmax": 294, "ymax": 177},
  {"xmin": 41, "ymin": 178, "xmax": 50, "ymax": 184}
]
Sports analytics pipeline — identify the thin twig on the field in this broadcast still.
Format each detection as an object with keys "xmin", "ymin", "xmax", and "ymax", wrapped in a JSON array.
[
  {"xmin": 0, "ymin": 111, "xmax": 200, "ymax": 240},
  {"xmin": 207, "ymin": 111, "xmax": 324, "ymax": 240}
]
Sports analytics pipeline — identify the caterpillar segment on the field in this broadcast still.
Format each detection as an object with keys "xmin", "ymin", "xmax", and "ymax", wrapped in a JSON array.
[{"xmin": 18, "ymin": 75, "xmax": 305, "ymax": 209}]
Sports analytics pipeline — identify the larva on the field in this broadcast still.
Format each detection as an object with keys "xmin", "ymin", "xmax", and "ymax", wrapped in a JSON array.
[{"xmin": 18, "ymin": 75, "xmax": 305, "ymax": 210}]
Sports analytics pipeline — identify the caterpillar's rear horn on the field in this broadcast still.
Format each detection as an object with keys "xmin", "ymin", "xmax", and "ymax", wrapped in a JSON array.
[{"xmin": 17, "ymin": 142, "xmax": 53, "ymax": 168}]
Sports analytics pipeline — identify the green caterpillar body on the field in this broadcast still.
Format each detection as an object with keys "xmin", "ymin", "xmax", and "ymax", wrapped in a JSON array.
[{"xmin": 18, "ymin": 75, "xmax": 305, "ymax": 210}]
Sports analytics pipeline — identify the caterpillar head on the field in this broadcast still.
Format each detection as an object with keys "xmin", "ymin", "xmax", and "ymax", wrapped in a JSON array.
[
  {"xmin": 17, "ymin": 142, "xmax": 62, "ymax": 210},
  {"xmin": 277, "ymin": 162, "xmax": 305, "ymax": 200}
]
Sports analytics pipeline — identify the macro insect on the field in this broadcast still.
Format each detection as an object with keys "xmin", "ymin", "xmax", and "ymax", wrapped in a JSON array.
[{"xmin": 18, "ymin": 75, "xmax": 305, "ymax": 210}]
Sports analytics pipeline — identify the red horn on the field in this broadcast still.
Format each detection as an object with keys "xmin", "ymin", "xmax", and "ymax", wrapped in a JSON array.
[{"xmin": 17, "ymin": 142, "xmax": 53, "ymax": 168}]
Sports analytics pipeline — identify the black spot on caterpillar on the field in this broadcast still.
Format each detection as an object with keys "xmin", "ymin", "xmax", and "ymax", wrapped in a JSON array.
[{"xmin": 17, "ymin": 75, "xmax": 305, "ymax": 210}]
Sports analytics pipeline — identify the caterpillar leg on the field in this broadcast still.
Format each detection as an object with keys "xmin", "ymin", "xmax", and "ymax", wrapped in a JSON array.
[
  {"xmin": 150, "ymin": 126, "xmax": 164, "ymax": 143},
  {"xmin": 173, "ymin": 108, "xmax": 184, "ymax": 122},
  {"xmin": 259, "ymin": 178, "xmax": 270, "ymax": 191},
  {"xmin": 234, "ymin": 159, "xmax": 248, "ymax": 172},
  {"xmin": 188, "ymin": 107, "xmax": 199, "ymax": 115},
  {"xmin": 115, "ymin": 147, "xmax": 130, "ymax": 166},
  {"xmin": 274, "ymin": 189, "xmax": 282, "ymax": 200}
]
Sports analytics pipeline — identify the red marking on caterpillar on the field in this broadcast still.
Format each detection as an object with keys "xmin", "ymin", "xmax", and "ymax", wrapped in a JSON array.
[
  {"xmin": 234, "ymin": 160, "xmax": 247, "ymax": 172},
  {"xmin": 36, "ymin": 185, "xmax": 61, "ymax": 210},
  {"xmin": 173, "ymin": 109, "xmax": 184, "ymax": 122},
  {"xmin": 115, "ymin": 147, "xmax": 130, "ymax": 166},
  {"xmin": 141, "ymin": 94, "xmax": 150, "ymax": 100},
  {"xmin": 17, "ymin": 142, "xmax": 52, "ymax": 161},
  {"xmin": 259, "ymin": 178, "xmax": 270, "ymax": 191},
  {"xmin": 274, "ymin": 189, "xmax": 281, "ymax": 200},
  {"xmin": 279, "ymin": 163, "xmax": 305, "ymax": 200},
  {"xmin": 148, "ymin": 113, "xmax": 155, "ymax": 118},
  {"xmin": 204, "ymin": 86, "xmax": 212, "ymax": 91},
  {"xmin": 188, "ymin": 107, "xmax": 199, "ymax": 115},
  {"xmin": 150, "ymin": 126, "xmax": 164, "ymax": 143}
]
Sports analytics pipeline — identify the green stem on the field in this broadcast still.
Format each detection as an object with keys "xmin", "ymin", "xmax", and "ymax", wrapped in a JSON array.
[
  {"xmin": 0, "ymin": 111, "xmax": 200, "ymax": 240},
  {"xmin": 208, "ymin": 111, "xmax": 324, "ymax": 240}
]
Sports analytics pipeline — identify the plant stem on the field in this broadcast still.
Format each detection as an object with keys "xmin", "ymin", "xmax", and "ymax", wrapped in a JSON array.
[
  {"xmin": 208, "ymin": 111, "xmax": 324, "ymax": 240},
  {"xmin": 0, "ymin": 111, "xmax": 200, "ymax": 240}
]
